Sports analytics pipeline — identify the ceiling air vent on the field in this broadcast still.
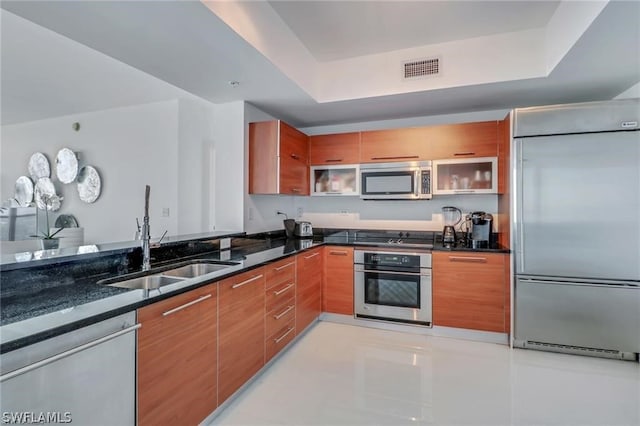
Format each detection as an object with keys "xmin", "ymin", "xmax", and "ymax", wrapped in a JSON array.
[{"xmin": 403, "ymin": 57, "xmax": 440, "ymax": 79}]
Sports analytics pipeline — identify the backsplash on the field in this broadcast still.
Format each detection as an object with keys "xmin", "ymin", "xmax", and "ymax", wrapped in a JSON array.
[{"xmin": 246, "ymin": 193, "xmax": 499, "ymax": 233}]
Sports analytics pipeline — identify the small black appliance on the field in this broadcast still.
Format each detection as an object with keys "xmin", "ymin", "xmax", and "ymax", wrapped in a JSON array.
[{"xmin": 466, "ymin": 211, "xmax": 493, "ymax": 248}]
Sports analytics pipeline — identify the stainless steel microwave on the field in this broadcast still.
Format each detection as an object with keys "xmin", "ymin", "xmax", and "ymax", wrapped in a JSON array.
[{"xmin": 360, "ymin": 161, "xmax": 432, "ymax": 200}]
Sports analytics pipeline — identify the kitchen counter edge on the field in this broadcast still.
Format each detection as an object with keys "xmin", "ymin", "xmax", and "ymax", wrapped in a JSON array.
[{"xmin": 0, "ymin": 242, "xmax": 324, "ymax": 354}]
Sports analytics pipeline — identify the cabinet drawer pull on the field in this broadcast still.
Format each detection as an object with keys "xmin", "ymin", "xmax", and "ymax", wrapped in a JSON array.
[
  {"xmin": 290, "ymin": 153, "xmax": 300, "ymax": 160},
  {"xmin": 0, "ymin": 324, "xmax": 141, "ymax": 382},
  {"xmin": 453, "ymin": 190, "xmax": 475, "ymax": 194},
  {"xmin": 325, "ymin": 159, "xmax": 343, "ymax": 162},
  {"xmin": 274, "ymin": 261, "xmax": 295, "ymax": 271},
  {"xmin": 273, "ymin": 305, "xmax": 294, "ymax": 320},
  {"xmin": 291, "ymin": 188, "xmax": 301, "ymax": 193},
  {"xmin": 329, "ymin": 250, "xmax": 348, "ymax": 256},
  {"xmin": 274, "ymin": 327, "xmax": 295, "ymax": 344},
  {"xmin": 453, "ymin": 152, "xmax": 475, "ymax": 156},
  {"xmin": 274, "ymin": 283, "xmax": 294, "ymax": 296},
  {"xmin": 163, "ymin": 294, "xmax": 212, "ymax": 316},
  {"xmin": 371, "ymin": 155, "xmax": 419, "ymax": 160},
  {"xmin": 304, "ymin": 252, "xmax": 320, "ymax": 259},
  {"xmin": 448, "ymin": 256, "xmax": 487, "ymax": 263},
  {"xmin": 232, "ymin": 274, "xmax": 263, "ymax": 289}
]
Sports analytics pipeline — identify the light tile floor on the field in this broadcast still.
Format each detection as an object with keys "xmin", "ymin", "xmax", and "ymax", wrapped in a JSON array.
[{"xmin": 209, "ymin": 322, "xmax": 640, "ymax": 426}]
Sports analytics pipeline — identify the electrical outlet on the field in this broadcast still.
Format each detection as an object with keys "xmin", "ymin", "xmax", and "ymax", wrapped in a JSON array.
[
  {"xmin": 162, "ymin": 207, "xmax": 170, "ymax": 217},
  {"xmin": 339, "ymin": 210, "xmax": 349, "ymax": 215},
  {"xmin": 297, "ymin": 207, "xmax": 304, "ymax": 218},
  {"xmin": 249, "ymin": 208, "xmax": 254, "ymax": 221}
]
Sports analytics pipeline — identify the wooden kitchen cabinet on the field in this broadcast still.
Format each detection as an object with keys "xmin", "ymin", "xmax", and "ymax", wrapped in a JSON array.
[
  {"xmin": 296, "ymin": 247, "xmax": 323, "ymax": 333},
  {"xmin": 427, "ymin": 121, "xmax": 498, "ymax": 159},
  {"xmin": 218, "ymin": 268, "xmax": 266, "ymax": 404},
  {"xmin": 360, "ymin": 127, "xmax": 430, "ymax": 163},
  {"xmin": 264, "ymin": 257, "xmax": 297, "ymax": 362},
  {"xmin": 137, "ymin": 283, "xmax": 218, "ymax": 426},
  {"xmin": 323, "ymin": 246, "xmax": 354, "ymax": 315},
  {"xmin": 432, "ymin": 252, "xmax": 509, "ymax": 333},
  {"xmin": 309, "ymin": 132, "xmax": 360, "ymax": 165},
  {"xmin": 249, "ymin": 120, "xmax": 309, "ymax": 195}
]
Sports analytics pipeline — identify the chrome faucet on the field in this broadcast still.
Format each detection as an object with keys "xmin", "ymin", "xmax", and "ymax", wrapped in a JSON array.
[{"xmin": 141, "ymin": 185, "xmax": 151, "ymax": 271}]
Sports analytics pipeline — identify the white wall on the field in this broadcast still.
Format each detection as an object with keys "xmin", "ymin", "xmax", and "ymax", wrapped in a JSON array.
[
  {"xmin": 293, "ymin": 196, "xmax": 497, "ymax": 232},
  {"xmin": 177, "ymin": 99, "xmax": 216, "ymax": 234},
  {"xmin": 300, "ymin": 108, "xmax": 509, "ymax": 135},
  {"xmin": 212, "ymin": 101, "xmax": 246, "ymax": 232},
  {"xmin": 1, "ymin": 101, "xmax": 180, "ymax": 244}
]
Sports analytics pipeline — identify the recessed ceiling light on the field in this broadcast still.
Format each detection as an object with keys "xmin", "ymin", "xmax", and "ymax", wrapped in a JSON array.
[{"xmin": 228, "ymin": 81, "xmax": 240, "ymax": 87}]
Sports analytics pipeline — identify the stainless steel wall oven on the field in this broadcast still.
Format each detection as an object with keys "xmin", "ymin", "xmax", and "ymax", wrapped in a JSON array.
[{"xmin": 354, "ymin": 249, "xmax": 432, "ymax": 326}]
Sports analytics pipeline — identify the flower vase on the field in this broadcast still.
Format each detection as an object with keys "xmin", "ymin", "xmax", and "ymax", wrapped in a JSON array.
[{"xmin": 40, "ymin": 238, "xmax": 60, "ymax": 250}]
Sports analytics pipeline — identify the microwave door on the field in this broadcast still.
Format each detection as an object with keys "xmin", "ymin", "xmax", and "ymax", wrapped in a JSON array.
[{"xmin": 361, "ymin": 171, "xmax": 416, "ymax": 199}]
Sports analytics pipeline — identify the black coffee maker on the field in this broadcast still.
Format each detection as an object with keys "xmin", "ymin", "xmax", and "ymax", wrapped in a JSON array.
[{"xmin": 466, "ymin": 211, "xmax": 493, "ymax": 248}]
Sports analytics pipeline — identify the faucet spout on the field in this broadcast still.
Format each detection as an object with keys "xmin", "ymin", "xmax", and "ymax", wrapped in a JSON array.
[{"xmin": 142, "ymin": 185, "xmax": 151, "ymax": 271}]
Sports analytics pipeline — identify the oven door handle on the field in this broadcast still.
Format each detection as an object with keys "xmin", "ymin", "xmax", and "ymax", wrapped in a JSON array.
[{"xmin": 355, "ymin": 268, "xmax": 431, "ymax": 277}]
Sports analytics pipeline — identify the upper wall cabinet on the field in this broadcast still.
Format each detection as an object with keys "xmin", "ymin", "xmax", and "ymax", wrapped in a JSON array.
[
  {"xmin": 427, "ymin": 121, "xmax": 498, "ymax": 159},
  {"xmin": 249, "ymin": 120, "xmax": 309, "ymax": 196},
  {"xmin": 432, "ymin": 157, "xmax": 498, "ymax": 195},
  {"xmin": 309, "ymin": 132, "xmax": 360, "ymax": 165},
  {"xmin": 360, "ymin": 127, "xmax": 430, "ymax": 163}
]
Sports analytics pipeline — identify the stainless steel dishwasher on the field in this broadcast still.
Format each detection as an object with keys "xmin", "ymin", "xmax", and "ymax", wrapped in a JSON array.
[{"xmin": 0, "ymin": 312, "xmax": 138, "ymax": 425}]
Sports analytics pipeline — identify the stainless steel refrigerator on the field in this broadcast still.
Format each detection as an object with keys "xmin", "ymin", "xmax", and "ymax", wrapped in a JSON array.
[{"xmin": 513, "ymin": 99, "xmax": 640, "ymax": 361}]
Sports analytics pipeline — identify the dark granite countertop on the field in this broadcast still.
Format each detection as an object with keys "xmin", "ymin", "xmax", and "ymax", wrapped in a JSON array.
[
  {"xmin": 1, "ymin": 227, "xmax": 511, "ymax": 353},
  {"xmin": 0, "ymin": 230, "xmax": 246, "ymax": 271},
  {"xmin": 0, "ymin": 236, "xmax": 322, "ymax": 353},
  {"xmin": 431, "ymin": 242, "xmax": 511, "ymax": 254},
  {"xmin": 321, "ymin": 228, "xmax": 511, "ymax": 253}
]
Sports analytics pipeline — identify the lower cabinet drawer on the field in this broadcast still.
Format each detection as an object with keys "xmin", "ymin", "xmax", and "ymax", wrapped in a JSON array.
[
  {"xmin": 266, "ymin": 281, "xmax": 296, "ymax": 312},
  {"xmin": 265, "ymin": 258, "xmax": 296, "ymax": 290},
  {"xmin": 266, "ymin": 301, "xmax": 295, "ymax": 338},
  {"xmin": 266, "ymin": 320, "xmax": 296, "ymax": 362}
]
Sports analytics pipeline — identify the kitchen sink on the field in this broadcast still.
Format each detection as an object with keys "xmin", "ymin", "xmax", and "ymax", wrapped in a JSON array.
[
  {"xmin": 161, "ymin": 262, "xmax": 233, "ymax": 279},
  {"xmin": 105, "ymin": 275, "xmax": 184, "ymax": 290},
  {"xmin": 99, "ymin": 259, "xmax": 240, "ymax": 290}
]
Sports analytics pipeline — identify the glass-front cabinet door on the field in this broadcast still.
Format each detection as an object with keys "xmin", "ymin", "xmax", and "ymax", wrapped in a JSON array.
[
  {"xmin": 310, "ymin": 165, "xmax": 359, "ymax": 196},
  {"xmin": 432, "ymin": 157, "xmax": 497, "ymax": 195}
]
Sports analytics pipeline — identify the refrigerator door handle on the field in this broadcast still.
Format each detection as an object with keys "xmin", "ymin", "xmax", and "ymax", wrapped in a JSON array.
[
  {"xmin": 515, "ymin": 139, "xmax": 525, "ymax": 273},
  {"xmin": 518, "ymin": 277, "xmax": 640, "ymax": 288}
]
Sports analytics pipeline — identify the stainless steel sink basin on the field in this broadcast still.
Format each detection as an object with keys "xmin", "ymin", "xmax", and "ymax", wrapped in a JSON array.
[
  {"xmin": 105, "ymin": 275, "xmax": 184, "ymax": 290},
  {"xmin": 98, "ymin": 259, "xmax": 239, "ymax": 290},
  {"xmin": 161, "ymin": 262, "xmax": 233, "ymax": 279}
]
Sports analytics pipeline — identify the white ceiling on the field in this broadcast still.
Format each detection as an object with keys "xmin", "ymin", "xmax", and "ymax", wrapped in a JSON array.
[
  {"xmin": 1, "ymin": 0, "xmax": 638, "ymax": 128},
  {"xmin": 268, "ymin": 1, "xmax": 560, "ymax": 61}
]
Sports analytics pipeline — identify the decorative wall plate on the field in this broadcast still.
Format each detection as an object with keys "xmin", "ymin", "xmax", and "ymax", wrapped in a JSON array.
[
  {"xmin": 34, "ymin": 178, "xmax": 60, "ymax": 211},
  {"xmin": 14, "ymin": 176, "xmax": 34, "ymax": 206},
  {"xmin": 28, "ymin": 152, "xmax": 50, "ymax": 181},
  {"xmin": 55, "ymin": 214, "xmax": 79, "ymax": 228},
  {"xmin": 56, "ymin": 148, "xmax": 79, "ymax": 184},
  {"xmin": 77, "ymin": 166, "xmax": 101, "ymax": 203}
]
